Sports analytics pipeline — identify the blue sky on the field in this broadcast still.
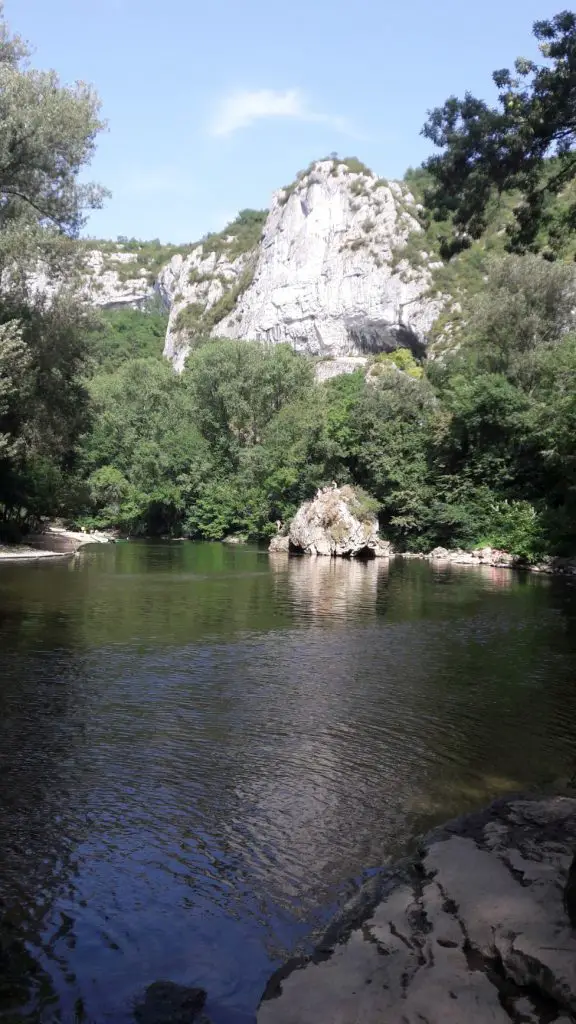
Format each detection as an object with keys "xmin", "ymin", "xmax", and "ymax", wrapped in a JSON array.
[{"xmin": 7, "ymin": 0, "xmax": 567, "ymax": 243}]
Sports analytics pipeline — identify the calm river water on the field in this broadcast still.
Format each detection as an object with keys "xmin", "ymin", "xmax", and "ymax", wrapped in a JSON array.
[{"xmin": 0, "ymin": 542, "xmax": 576, "ymax": 1022}]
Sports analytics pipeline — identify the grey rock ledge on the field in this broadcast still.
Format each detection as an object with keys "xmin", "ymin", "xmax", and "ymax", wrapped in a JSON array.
[{"xmin": 258, "ymin": 794, "xmax": 576, "ymax": 1024}]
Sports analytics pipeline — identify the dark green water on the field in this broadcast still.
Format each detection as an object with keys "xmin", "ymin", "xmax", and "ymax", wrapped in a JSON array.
[{"xmin": 0, "ymin": 542, "xmax": 576, "ymax": 1023}]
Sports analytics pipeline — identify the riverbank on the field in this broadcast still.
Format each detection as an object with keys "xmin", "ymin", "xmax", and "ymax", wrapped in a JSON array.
[
  {"xmin": 258, "ymin": 793, "xmax": 576, "ymax": 1024},
  {"xmin": 0, "ymin": 526, "xmax": 112, "ymax": 560},
  {"xmin": 267, "ymin": 488, "xmax": 576, "ymax": 575},
  {"xmin": 404, "ymin": 546, "xmax": 576, "ymax": 576},
  {"xmin": 269, "ymin": 539, "xmax": 576, "ymax": 576}
]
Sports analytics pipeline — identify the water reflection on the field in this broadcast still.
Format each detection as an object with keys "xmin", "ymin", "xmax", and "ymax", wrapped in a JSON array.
[
  {"xmin": 0, "ymin": 545, "xmax": 574, "ymax": 1022},
  {"xmin": 277, "ymin": 554, "xmax": 389, "ymax": 619}
]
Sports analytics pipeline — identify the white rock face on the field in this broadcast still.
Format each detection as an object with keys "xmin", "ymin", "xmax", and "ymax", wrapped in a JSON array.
[
  {"xmin": 24, "ymin": 249, "xmax": 156, "ymax": 311},
  {"xmin": 220, "ymin": 165, "xmax": 441, "ymax": 354},
  {"xmin": 315, "ymin": 356, "xmax": 368, "ymax": 381},
  {"xmin": 22, "ymin": 161, "xmax": 445, "ymax": 375},
  {"xmin": 258, "ymin": 795, "xmax": 576, "ymax": 1024},
  {"xmin": 157, "ymin": 249, "xmax": 250, "ymax": 372},
  {"xmin": 80, "ymin": 250, "xmax": 155, "ymax": 309},
  {"xmin": 159, "ymin": 161, "xmax": 444, "ymax": 372}
]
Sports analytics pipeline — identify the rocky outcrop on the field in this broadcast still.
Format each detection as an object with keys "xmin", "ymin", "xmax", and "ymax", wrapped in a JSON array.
[
  {"xmin": 404, "ymin": 547, "xmax": 576, "ymax": 575},
  {"xmin": 315, "ymin": 356, "xmax": 369, "ymax": 382},
  {"xmin": 26, "ymin": 248, "xmax": 157, "ymax": 311},
  {"xmin": 26, "ymin": 159, "xmax": 446, "ymax": 375},
  {"xmin": 428, "ymin": 546, "xmax": 518, "ymax": 568},
  {"xmin": 160, "ymin": 160, "xmax": 444, "ymax": 372},
  {"xmin": 281, "ymin": 485, "xmax": 393, "ymax": 558},
  {"xmin": 79, "ymin": 249, "xmax": 156, "ymax": 309},
  {"xmin": 157, "ymin": 247, "xmax": 252, "ymax": 372},
  {"xmin": 268, "ymin": 534, "xmax": 290, "ymax": 554},
  {"xmin": 259, "ymin": 794, "xmax": 576, "ymax": 1024},
  {"xmin": 217, "ymin": 164, "xmax": 442, "ymax": 355}
]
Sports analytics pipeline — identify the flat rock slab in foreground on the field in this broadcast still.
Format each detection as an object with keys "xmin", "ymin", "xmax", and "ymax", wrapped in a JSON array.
[{"xmin": 259, "ymin": 796, "xmax": 576, "ymax": 1024}]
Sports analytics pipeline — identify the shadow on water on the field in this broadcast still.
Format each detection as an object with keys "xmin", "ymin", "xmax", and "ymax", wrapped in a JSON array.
[{"xmin": 0, "ymin": 544, "xmax": 575, "ymax": 1021}]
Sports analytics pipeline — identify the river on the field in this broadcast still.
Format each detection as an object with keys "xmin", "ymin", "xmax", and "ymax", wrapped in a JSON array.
[{"xmin": 0, "ymin": 542, "xmax": 575, "ymax": 1022}]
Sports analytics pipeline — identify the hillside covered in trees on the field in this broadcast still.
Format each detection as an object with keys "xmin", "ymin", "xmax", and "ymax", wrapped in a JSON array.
[{"xmin": 2, "ymin": 7, "xmax": 576, "ymax": 560}]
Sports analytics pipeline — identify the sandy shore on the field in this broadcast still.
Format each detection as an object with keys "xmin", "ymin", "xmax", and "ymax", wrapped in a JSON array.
[
  {"xmin": 0, "ymin": 527, "xmax": 112, "ymax": 561},
  {"xmin": 0, "ymin": 546, "xmax": 71, "ymax": 560}
]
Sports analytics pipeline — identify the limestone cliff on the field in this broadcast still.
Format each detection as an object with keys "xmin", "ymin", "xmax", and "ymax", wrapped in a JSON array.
[
  {"xmin": 158, "ymin": 159, "xmax": 444, "ymax": 372},
  {"xmin": 79, "ymin": 249, "xmax": 156, "ymax": 309},
  {"xmin": 26, "ymin": 159, "xmax": 447, "ymax": 374},
  {"xmin": 27, "ymin": 245, "xmax": 161, "ymax": 311}
]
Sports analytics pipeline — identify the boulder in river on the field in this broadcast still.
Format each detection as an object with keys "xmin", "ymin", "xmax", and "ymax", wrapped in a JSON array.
[
  {"xmin": 268, "ymin": 533, "xmax": 290, "ymax": 553},
  {"xmin": 278, "ymin": 485, "xmax": 392, "ymax": 558}
]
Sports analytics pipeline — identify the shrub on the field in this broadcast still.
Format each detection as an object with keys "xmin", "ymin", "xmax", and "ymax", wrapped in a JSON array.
[
  {"xmin": 174, "ymin": 262, "xmax": 256, "ymax": 338},
  {"xmin": 188, "ymin": 268, "xmax": 215, "ymax": 286},
  {"xmin": 372, "ymin": 349, "xmax": 423, "ymax": 379},
  {"xmin": 474, "ymin": 500, "xmax": 545, "ymax": 560},
  {"xmin": 349, "ymin": 486, "xmax": 381, "ymax": 522},
  {"xmin": 340, "ymin": 156, "xmax": 372, "ymax": 175},
  {"xmin": 175, "ymin": 302, "xmax": 205, "ymax": 333},
  {"xmin": 88, "ymin": 238, "xmax": 195, "ymax": 282},
  {"xmin": 201, "ymin": 209, "xmax": 267, "ymax": 259}
]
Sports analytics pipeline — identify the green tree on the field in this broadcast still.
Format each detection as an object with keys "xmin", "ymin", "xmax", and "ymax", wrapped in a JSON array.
[
  {"xmin": 352, "ymin": 373, "xmax": 435, "ymax": 546},
  {"xmin": 0, "ymin": 290, "xmax": 96, "ymax": 528},
  {"xmin": 0, "ymin": 5, "xmax": 107, "ymax": 535},
  {"xmin": 80, "ymin": 358, "xmax": 209, "ymax": 535},
  {"xmin": 0, "ymin": 5, "xmax": 107, "ymax": 240},
  {"xmin": 454, "ymin": 255, "xmax": 576, "ymax": 385},
  {"xmin": 238, "ymin": 391, "xmax": 336, "ymax": 533},
  {"xmin": 423, "ymin": 11, "xmax": 576, "ymax": 254},
  {"xmin": 183, "ymin": 339, "xmax": 316, "ymax": 468},
  {"xmin": 87, "ymin": 306, "xmax": 168, "ymax": 374},
  {"xmin": 426, "ymin": 255, "xmax": 576, "ymax": 554}
]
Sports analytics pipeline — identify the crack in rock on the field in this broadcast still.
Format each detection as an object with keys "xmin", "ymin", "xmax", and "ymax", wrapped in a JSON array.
[{"xmin": 258, "ymin": 795, "xmax": 576, "ymax": 1023}]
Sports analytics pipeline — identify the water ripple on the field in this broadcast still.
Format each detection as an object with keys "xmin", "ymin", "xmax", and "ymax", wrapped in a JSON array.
[{"xmin": 0, "ymin": 546, "xmax": 575, "ymax": 1022}]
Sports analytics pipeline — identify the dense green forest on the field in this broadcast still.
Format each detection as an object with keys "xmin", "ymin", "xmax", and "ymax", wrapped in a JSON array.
[
  {"xmin": 1, "ymin": 8, "xmax": 576, "ymax": 559},
  {"xmin": 75, "ymin": 255, "xmax": 576, "ymax": 559}
]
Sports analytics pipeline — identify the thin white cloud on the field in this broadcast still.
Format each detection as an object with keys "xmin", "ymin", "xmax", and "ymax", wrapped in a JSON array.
[
  {"xmin": 115, "ymin": 167, "xmax": 193, "ymax": 197},
  {"xmin": 209, "ymin": 88, "xmax": 356, "ymax": 138}
]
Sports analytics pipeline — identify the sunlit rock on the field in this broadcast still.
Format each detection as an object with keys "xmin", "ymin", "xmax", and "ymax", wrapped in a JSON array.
[{"xmin": 283, "ymin": 485, "xmax": 393, "ymax": 558}]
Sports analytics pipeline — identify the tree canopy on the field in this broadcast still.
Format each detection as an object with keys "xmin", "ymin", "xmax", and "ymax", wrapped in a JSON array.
[
  {"xmin": 0, "ymin": 3, "xmax": 107, "ymax": 535},
  {"xmin": 0, "ymin": 4, "xmax": 107, "ymax": 239},
  {"xmin": 423, "ymin": 11, "xmax": 576, "ymax": 254}
]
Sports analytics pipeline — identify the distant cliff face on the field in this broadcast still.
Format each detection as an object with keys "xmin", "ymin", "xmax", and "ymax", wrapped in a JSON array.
[
  {"xmin": 156, "ymin": 246, "xmax": 253, "ymax": 371},
  {"xmin": 80, "ymin": 250, "xmax": 156, "ymax": 309},
  {"xmin": 158, "ymin": 160, "xmax": 444, "ymax": 372},
  {"xmin": 25, "ymin": 247, "xmax": 157, "ymax": 311},
  {"xmin": 29, "ymin": 160, "xmax": 446, "ymax": 375}
]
